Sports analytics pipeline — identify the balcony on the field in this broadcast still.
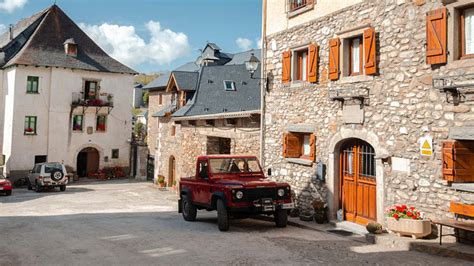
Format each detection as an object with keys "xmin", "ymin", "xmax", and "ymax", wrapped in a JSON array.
[{"xmin": 72, "ymin": 92, "xmax": 114, "ymax": 114}]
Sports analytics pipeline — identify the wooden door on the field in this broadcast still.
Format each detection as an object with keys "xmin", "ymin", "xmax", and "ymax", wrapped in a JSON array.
[
  {"xmin": 168, "ymin": 156, "xmax": 176, "ymax": 187},
  {"xmin": 341, "ymin": 140, "xmax": 377, "ymax": 225}
]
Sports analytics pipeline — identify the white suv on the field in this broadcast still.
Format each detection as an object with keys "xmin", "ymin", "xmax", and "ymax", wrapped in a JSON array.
[{"xmin": 27, "ymin": 162, "xmax": 68, "ymax": 192}]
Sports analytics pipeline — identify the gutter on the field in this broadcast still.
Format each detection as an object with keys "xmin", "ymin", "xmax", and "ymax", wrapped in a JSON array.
[
  {"xmin": 172, "ymin": 110, "xmax": 260, "ymax": 121},
  {"xmin": 260, "ymin": 0, "xmax": 267, "ymax": 167}
]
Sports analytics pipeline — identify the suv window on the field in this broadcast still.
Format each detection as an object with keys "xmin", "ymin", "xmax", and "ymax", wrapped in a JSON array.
[
  {"xmin": 33, "ymin": 165, "xmax": 41, "ymax": 173},
  {"xmin": 209, "ymin": 158, "xmax": 261, "ymax": 174},
  {"xmin": 43, "ymin": 163, "xmax": 63, "ymax": 174}
]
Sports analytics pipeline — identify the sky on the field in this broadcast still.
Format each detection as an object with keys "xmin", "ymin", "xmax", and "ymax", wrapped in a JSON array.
[{"xmin": 0, "ymin": 0, "xmax": 262, "ymax": 73}]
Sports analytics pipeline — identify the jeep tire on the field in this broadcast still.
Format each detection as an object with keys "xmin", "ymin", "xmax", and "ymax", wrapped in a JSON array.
[
  {"xmin": 274, "ymin": 209, "xmax": 288, "ymax": 228},
  {"xmin": 217, "ymin": 199, "xmax": 229, "ymax": 231},
  {"xmin": 60, "ymin": 185, "xmax": 66, "ymax": 192},
  {"xmin": 182, "ymin": 195, "xmax": 197, "ymax": 221},
  {"xmin": 51, "ymin": 170, "xmax": 64, "ymax": 182}
]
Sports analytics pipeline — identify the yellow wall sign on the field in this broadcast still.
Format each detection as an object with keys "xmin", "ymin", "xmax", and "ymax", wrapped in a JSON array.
[{"xmin": 419, "ymin": 136, "xmax": 433, "ymax": 157}]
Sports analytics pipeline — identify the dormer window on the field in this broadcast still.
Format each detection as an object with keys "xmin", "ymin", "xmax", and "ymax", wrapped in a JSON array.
[
  {"xmin": 224, "ymin": 80, "xmax": 236, "ymax": 91},
  {"xmin": 64, "ymin": 38, "xmax": 77, "ymax": 57}
]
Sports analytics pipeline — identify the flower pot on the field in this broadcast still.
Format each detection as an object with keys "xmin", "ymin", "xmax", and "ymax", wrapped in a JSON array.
[
  {"xmin": 159, "ymin": 183, "xmax": 165, "ymax": 188},
  {"xmin": 314, "ymin": 209, "xmax": 327, "ymax": 224},
  {"xmin": 386, "ymin": 217, "xmax": 431, "ymax": 239}
]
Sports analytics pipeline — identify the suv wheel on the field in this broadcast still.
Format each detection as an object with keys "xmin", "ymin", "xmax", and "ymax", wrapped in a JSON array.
[
  {"xmin": 182, "ymin": 195, "xmax": 197, "ymax": 221},
  {"xmin": 60, "ymin": 185, "xmax": 66, "ymax": 192},
  {"xmin": 217, "ymin": 199, "xmax": 229, "ymax": 231},
  {"xmin": 274, "ymin": 209, "xmax": 288, "ymax": 228},
  {"xmin": 51, "ymin": 170, "xmax": 64, "ymax": 182}
]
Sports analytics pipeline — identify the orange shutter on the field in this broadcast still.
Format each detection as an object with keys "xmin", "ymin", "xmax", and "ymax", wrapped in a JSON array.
[
  {"xmin": 450, "ymin": 202, "xmax": 474, "ymax": 217},
  {"xmin": 426, "ymin": 8, "xmax": 447, "ymax": 65},
  {"xmin": 363, "ymin": 28, "xmax": 377, "ymax": 75},
  {"xmin": 282, "ymin": 51, "xmax": 292, "ymax": 84},
  {"xmin": 283, "ymin": 133, "xmax": 301, "ymax": 158},
  {"xmin": 309, "ymin": 134, "xmax": 316, "ymax": 162},
  {"xmin": 328, "ymin": 38, "xmax": 340, "ymax": 81},
  {"xmin": 308, "ymin": 44, "xmax": 319, "ymax": 83},
  {"xmin": 443, "ymin": 141, "xmax": 474, "ymax": 183}
]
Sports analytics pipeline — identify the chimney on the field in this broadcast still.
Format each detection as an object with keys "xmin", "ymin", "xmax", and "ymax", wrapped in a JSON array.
[{"xmin": 9, "ymin": 24, "xmax": 13, "ymax": 40}]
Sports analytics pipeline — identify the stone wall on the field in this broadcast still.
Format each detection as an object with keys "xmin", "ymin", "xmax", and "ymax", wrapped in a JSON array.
[
  {"xmin": 147, "ymin": 91, "xmax": 171, "ymax": 154},
  {"xmin": 263, "ymin": 0, "xmax": 474, "ymax": 221}
]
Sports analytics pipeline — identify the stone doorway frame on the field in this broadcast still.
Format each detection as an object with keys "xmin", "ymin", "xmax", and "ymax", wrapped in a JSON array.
[{"xmin": 326, "ymin": 128, "xmax": 389, "ymax": 224}]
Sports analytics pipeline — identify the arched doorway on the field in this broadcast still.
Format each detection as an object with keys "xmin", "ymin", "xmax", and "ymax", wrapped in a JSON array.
[
  {"xmin": 168, "ymin": 156, "xmax": 176, "ymax": 187},
  {"xmin": 340, "ymin": 139, "xmax": 377, "ymax": 225},
  {"xmin": 77, "ymin": 147, "xmax": 100, "ymax": 177}
]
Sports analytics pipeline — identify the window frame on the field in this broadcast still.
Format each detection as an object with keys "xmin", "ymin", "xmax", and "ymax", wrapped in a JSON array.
[
  {"xmin": 460, "ymin": 5, "xmax": 474, "ymax": 59},
  {"xmin": 283, "ymin": 131, "xmax": 315, "ymax": 161},
  {"xmin": 170, "ymin": 125, "xmax": 176, "ymax": 137},
  {"xmin": 293, "ymin": 48, "xmax": 309, "ymax": 81},
  {"xmin": 72, "ymin": 115, "xmax": 84, "ymax": 132},
  {"xmin": 112, "ymin": 149, "xmax": 119, "ymax": 159},
  {"xmin": 223, "ymin": 80, "xmax": 236, "ymax": 91},
  {"xmin": 26, "ymin": 76, "xmax": 39, "ymax": 94},
  {"xmin": 84, "ymin": 80, "xmax": 99, "ymax": 101},
  {"xmin": 349, "ymin": 36, "xmax": 363, "ymax": 76},
  {"xmin": 24, "ymin": 116, "xmax": 37, "ymax": 135},
  {"xmin": 96, "ymin": 115, "xmax": 107, "ymax": 132}
]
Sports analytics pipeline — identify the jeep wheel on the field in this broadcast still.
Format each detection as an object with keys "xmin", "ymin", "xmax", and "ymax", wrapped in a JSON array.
[
  {"xmin": 274, "ymin": 209, "xmax": 288, "ymax": 228},
  {"xmin": 60, "ymin": 185, "xmax": 66, "ymax": 192},
  {"xmin": 217, "ymin": 199, "xmax": 229, "ymax": 232},
  {"xmin": 182, "ymin": 195, "xmax": 197, "ymax": 221}
]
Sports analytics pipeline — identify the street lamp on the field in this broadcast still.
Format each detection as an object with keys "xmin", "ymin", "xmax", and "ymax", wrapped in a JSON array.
[{"xmin": 245, "ymin": 53, "xmax": 260, "ymax": 78}]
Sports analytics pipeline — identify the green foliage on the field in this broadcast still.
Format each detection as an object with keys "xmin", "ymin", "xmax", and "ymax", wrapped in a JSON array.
[{"xmin": 143, "ymin": 91, "xmax": 149, "ymax": 106}]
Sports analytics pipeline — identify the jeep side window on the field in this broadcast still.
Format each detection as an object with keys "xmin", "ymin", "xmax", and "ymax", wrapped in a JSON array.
[{"xmin": 199, "ymin": 162, "xmax": 209, "ymax": 179}]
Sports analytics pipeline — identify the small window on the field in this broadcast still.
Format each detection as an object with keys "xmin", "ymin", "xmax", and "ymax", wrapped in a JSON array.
[
  {"xmin": 24, "ymin": 116, "xmax": 37, "ymax": 135},
  {"xmin": 84, "ymin": 81, "xmax": 98, "ymax": 101},
  {"xmin": 27, "ymin": 76, "xmax": 39, "ymax": 93},
  {"xmin": 460, "ymin": 7, "xmax": 474, "ymax": 59},
  {"xmin": 73, "ymin": 115, "xmax": 83, "ymax": 131},
  {"xmin": 224, "ymin": 80, "xmax": 236, "ymax": 91},
  {"xmin": 225, "ymin": 118, "xmax": 237, "ymax": 126},
  {"xmin": 171, "ymin": 125, "xmax": 176, "ymax": 136},
  {"xmin": 112, "ymin": 149, "xmax": 119, "ymax": 159},
  {"xmin": 188, "ymin": 120, "xmax": 196, "ymax": 126},
  {"xmin": 289, "ymin": 0, "xmax": 312, "ymax": 12},
  {"xmin": 283, "ymin": 132, "xmax": 315, "ymax": 161},
  {"xmin": 293, "ymin": 49, "xmax": 308, "ymax": 81},
  {"xmin": 34, "ymin": 155, "xmax": 47, "ymax": 164},
  {"xmin": 349, "ymin": 37, "xmax": 363, "ymax": 75},
  {"xmin": 96, "ymin": 115, "xmax": 107, "ymax": 132}
]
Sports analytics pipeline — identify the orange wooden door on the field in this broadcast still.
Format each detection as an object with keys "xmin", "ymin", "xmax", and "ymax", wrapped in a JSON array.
[{"xmin": 341, "ymin": 141, "xmax": 377, "ymax": 225}]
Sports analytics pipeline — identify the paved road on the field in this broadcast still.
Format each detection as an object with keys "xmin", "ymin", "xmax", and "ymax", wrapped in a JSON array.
[{"xmin": 0, "ymin": 180, "xmax": 469, "ymax": 265}]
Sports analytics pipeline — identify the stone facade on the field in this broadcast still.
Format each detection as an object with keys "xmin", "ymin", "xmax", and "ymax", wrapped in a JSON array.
[
  {"xmin": 263, "ymin": 0, "xmax": 474, "ymax": 223},
  {"xmin": 155, "ymin": 117, "xmax": 260, "ymax": 185},
  {"xmin": 147, "ymin": 91, "xmax": 171, "ymax": 154}
]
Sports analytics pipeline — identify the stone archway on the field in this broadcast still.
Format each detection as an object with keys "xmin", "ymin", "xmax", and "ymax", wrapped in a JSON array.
[
  {"xmin": 77, "ymin": 147, "xmax": 100, "ymax": 177},
  {"xmin": 326, "ymin": 128, "xmax": 389, "ymax": 224}
]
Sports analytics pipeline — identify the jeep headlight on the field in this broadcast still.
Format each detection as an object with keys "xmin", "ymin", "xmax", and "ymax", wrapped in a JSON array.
[
  {"xmin": 277, "ymin": 188, "xmax": 285, "ymax": 197},
  {"xmin": 236, "ymin": 191, "xmax": 244, "ymax": 199}
]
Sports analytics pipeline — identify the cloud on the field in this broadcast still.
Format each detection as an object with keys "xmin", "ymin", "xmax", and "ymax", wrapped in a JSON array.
[
  {"xmin": 236, "ymin": 38, "xmax": 253, "ymax": 51},
  {"xmin": 0, "ymin": 0, "xmax": 28, "ymax": 13},
  {"xmin": 0, "ymin": 24, "xmax": 6, "ymax": 34},
  {"xmin": 79, "ymin": 21, "xmax": 191, "ymax": 69},
  {"xmin": 256, "ymin": 37, "xmax": 262, "ymax": 49}
]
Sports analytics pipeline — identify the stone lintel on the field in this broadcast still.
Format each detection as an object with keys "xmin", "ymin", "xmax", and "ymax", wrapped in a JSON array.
[
  {"xmin": 286, "ymin": 124, "xmax": 316, "ymax": 133},
  {"xmin": 285, "ymin": 158, "xmax": 313, "ymax": 166},
  {"xmin": 449, "ymin": 127, "xmax": 474, "ymax": 140}
]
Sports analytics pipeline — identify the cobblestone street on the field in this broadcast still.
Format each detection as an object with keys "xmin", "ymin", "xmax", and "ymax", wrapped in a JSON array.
[{"xmin": 0, "ymin": 180, "xmax": 469, "ymax": 265}]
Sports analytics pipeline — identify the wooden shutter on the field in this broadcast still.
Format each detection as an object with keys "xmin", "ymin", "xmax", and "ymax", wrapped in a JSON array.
[
  {"xmin": 442, "ymin": 141, "xmax": 474, "ymax": 182},
  {"xmin": 363, "ymin": 28, "xmax": 377, "ymax": 75},
  {"xmin": 328, "ymin": 38, "xmax": 340, "ymax": 81},
  {"xmin": 426, "ymin": 8, "xmax": 447, "ymax": 65},
  {"xmin": 309, "ymin": 134, "xmax": 316, "ymax": 162},
  {"xmin": 308, "ymin": 44, "xmax": 319, "ymax": 83},
  {"xmin": 283, "ymin": 133, "xmax": 301, "ymax": 158},
  {"xmin": 282, "ymin": 51, "xmax": 292, "ymax": 84}
]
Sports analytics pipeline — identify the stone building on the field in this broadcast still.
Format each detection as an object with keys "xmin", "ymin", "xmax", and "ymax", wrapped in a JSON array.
[
  {"xmin": 147, "ymin": 43, "xmax": 261, "ymax": 186},
  {"xmin": 261, "ymin": 0, "xmax": 474, "ymax": 225},
  {"xmin": 0, "ymin": 5, "xmax": 136, "ymax": 181}
]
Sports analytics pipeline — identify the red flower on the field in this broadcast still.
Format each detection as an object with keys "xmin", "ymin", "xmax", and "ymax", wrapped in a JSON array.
[
  {"xmin": 393, "ymin": 214, "xmax": 399, "ymax": 220},
  {"xmin": 407, "ymin": 211, "xmax": 413, "ymax": 217},
  {"xmin": 410, "ymin": 206, "xmax": 415, "ymax": 211}
]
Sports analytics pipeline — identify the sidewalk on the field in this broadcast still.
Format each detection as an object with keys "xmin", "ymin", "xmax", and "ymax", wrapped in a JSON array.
[{"xmin": 284, "ymin": 217, "xmax": 474, "ymax": 262}]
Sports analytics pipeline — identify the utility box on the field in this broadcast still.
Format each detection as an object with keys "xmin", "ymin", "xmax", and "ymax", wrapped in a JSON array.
[{"xmin": 316, "ymin": 160, "xmax": 326, "ymax": 182}]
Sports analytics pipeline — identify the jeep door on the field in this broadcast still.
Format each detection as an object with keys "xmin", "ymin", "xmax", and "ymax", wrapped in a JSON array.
[{"xmin": 193, "ymin": 159, "xmax": 210, "ymax": 205}]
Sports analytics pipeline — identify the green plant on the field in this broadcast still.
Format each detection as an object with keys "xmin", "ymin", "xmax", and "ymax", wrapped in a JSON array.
[
  {"xmin": 386, "ymin": 205, "xmax": 423, "ymax": 220},
  {"xmin": 172, "ymin": 180, "xmax": 177, "ymax": 186},
  {"xmin": 142, "ymin": 91, "xmax": 149, "ymax": 106},
  {"xmin": 157, "ymin": 175, "xmax": 165, "ymax": 184}
]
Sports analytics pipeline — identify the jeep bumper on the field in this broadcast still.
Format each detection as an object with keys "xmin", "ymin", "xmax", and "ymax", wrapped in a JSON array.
[
  {"xmin": 230, "ymin": 202, "xmax": 294, "ymax": 214},
  {"xmin": 39, "ymin": 178, "xmax": 68, "ymax": 187}
]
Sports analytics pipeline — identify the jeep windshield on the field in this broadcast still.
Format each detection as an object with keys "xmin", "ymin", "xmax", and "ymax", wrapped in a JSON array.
[{"xmin": 209, "ymin": 158, "xmax": 262, "ymax": 175}]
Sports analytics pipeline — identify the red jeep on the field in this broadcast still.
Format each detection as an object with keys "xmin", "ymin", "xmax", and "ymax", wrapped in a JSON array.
[{"xmin": 178, "ymin": 155, "xmax": 294, "ymax": 231}]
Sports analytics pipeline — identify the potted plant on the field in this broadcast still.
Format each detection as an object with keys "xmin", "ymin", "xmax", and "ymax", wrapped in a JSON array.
[
  {"xmin": 386, "ymin": 204, "xmax": 431, "ymax": 239},
  {"xmin": 172, "ymin": 180, "xmax": 177, "ymax": 190},
  {"xmin": 157, "ymin": 175, "xmax": 165, "ymax": 188},
  {"xmin": 366, "ymin": 222, "xmax": 383, "ymax": 234},
  {"xmin": 312, "ymin": 198, "xmax": 328, "ymax": 224}
]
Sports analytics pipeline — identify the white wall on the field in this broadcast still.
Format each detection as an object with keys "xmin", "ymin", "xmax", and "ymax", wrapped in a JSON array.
[
  {"xmin": 2, "ymin": 65, "xmax": 134, "ymax": 176},
  {"xmin": 265, "ymin": 0, "xmax": 363, "ymax": 36}
]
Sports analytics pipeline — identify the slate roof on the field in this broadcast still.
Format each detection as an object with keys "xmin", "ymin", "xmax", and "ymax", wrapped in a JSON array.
[
  {"xmin": 142, "ymin": 71, "xmax": 171, "ymax": 90},
  {"xmin": 172, "ymin": 64, "xmax": 261, "ymax": 118},
  {"xmin": 226, "ymin": 49, "xmax": 261, "ymax": 65},
  {"xmin": 152, "ymin": 105, "xmax": 173, "ymax": 117},
  {"xmin": 171, "ymin": 71, "xmax": 199, "ymax": 91},
  {"xmin": 0, "ymin": 5, "xmax": 136, "ymax": 74}
]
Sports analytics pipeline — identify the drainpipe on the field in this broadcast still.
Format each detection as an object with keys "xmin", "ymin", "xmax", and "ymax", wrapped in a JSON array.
[{"xmin": 259, "ymin": 0, "xmax": 267, "ymax": 168}]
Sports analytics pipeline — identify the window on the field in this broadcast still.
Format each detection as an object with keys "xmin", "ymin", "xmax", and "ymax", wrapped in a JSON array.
[
  {"xmin": 72, "ymin": 115, "xmax": 83, "ymax": 131},
  {"xmin": 33, "ymin": 164, "xmax": 42, "ymax": 173},
  {"xmin": 460, "ymin": 7, "xmax": 474, "ymax": 59},
  {"xmin": 112, "ymin": 149, "xmax": 119, "ymax": 159},
  {"xmin": 159, "ymin": 94, "xmax": 163, "ymax": 105},
  {"xmin": 283, "ymin": 132, "xmax": 316, "ymax": 161},
  {"xmin": 349, "ymin": 37, "xmax": 363, "ymax": 76},
  {"xmin": 224, "ymin": 80, "xmax": 236, "ymax": 91},
  {"xmin": 170, "ymin": 125, "xmax": 176, "ymax": 136},
  {"xmin": 294, "ymin": 49, "xmax": 308, "ymax": 81},
  {"xmin": 205, "ymin": 120, "xmax": 215, "ymax": 126},
  {"xmin": 84, "ymin": 81, "xmax": 98, "ymax": 100},
  {"xmin": 288, "ymin": 0, "xmax": 313, "ymax": 13},
  {"xmin": 24, "ymin": 116, "xmax": 37, "ymax": 135},
  {"xmin": 34, "ymin": 155, "xmax": 47, "ymax": 164},
  {"xmin": 96, "ymin": 115, "xmax": 107, "ymax": 132},
  {"xmin": 26, "ymin": 76, "xmax": 39, "ymax": 93}
]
